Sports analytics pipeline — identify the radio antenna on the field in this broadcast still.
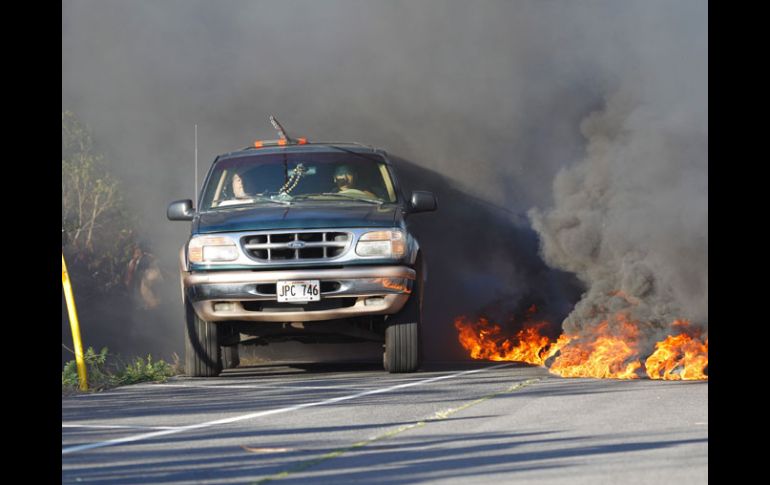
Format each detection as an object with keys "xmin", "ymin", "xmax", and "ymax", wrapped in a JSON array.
[
  {"xmin": 194, "ymin": 124, "xmax": 198, "ymax": 207},
  {"xmin": 269, "ymin": 115, "xmax": 295, "ymax": 143}
]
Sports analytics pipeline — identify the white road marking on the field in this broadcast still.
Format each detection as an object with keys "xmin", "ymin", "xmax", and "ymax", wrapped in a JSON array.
[
  {"xmin": 63, "ymin": 424, "xmax": 178, "ymax": 430},
  {"xmin": 62, "ymin": 363, "xmax": 514, "ymax": 455},
  {"xmin": 141, "ymin": 383, "xmax": 375, "ymax": 391}
]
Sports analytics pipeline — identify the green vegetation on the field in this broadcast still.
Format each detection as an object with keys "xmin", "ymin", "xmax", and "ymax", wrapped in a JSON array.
[
  {"xmin": 62, "ymin": 110, "xmax": 137, "ymax": 295},
  {"xmin": 62, "ymin": 346, "xmax": 177, "ymax": 393},
  {"xmin": 119, "ymin": 354, "xmax": 178, "ymax": 385}
]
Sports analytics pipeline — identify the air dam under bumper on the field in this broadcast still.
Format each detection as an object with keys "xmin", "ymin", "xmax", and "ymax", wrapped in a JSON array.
[{"xmin": 184, "ymin": 265, "xmax": 415, "ymax": 322}]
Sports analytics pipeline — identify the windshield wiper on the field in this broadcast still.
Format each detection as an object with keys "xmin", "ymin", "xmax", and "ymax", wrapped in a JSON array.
[{"xmin": 292, "ymin": 193, "xmax": 384, "ymax": 205}]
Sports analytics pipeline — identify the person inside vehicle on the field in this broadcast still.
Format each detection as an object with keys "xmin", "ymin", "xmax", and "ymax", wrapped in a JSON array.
[
  {"xmin": 217, "ymin": 171, "xmax": 255, "ymax": 206},
  {"xmin": 333, "ymin": 165, "xmax": 376, "ymax": 198},
  {"xmin": 232, "ymin": 172, "xmax": 250, "ymax": 199}
]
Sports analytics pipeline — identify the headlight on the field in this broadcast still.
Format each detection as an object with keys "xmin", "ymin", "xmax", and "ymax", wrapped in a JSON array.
[
  {"xmin": 355, "ymin": 230, "xmax": 406, "ymax": 258},
  {"xmin": 188, "ymin": 236, "xmax": 239, "ymax": 263}
]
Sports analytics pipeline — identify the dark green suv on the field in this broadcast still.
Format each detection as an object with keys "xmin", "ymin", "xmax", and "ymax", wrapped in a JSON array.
[{"xmin": 168, "ymin": 139, "xmax": 436, "ymax": 376}]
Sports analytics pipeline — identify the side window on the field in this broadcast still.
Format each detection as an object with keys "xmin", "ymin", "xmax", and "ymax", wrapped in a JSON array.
[
  {"xmin": 378, "ymin": 164, "xmax": 397, "ymax": 202},
  {"xmin": 202, "ymin": 170, "xmax": 228, "ymax": 208}
]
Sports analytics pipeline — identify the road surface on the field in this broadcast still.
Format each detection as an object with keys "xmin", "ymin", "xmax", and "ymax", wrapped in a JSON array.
[{"xmin": 62, "ymin": 362, "xmax": 707, "ymax": 484}]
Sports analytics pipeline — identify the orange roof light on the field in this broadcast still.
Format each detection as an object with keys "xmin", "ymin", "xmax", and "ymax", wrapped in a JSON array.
[{"xmin": 252, "ymin": 137, "xmax": 308, "ymax": 149}]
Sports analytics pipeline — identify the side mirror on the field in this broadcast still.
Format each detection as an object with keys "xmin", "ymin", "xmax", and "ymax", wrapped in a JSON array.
[
  {"xmin": 409, "ymin": 191, "xmax": 437, "ymax": 213},
  {"xmin": 167, "ymin": 199, "xmax": 195, "ymax": 221}
]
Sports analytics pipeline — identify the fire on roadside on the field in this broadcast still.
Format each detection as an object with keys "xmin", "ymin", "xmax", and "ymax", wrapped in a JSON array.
[
  {"xmin": 644, "ymin": 322, "xmax": 708, "ymax": 380},
  {"xmin": 454, "ymin": 309, "xmax": 707, "ymax": 380}
]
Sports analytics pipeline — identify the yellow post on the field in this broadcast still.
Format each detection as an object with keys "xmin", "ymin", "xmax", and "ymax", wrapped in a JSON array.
[{"xmin": 61, "ymin": 253, "xmax": 88, "ymax": 391}]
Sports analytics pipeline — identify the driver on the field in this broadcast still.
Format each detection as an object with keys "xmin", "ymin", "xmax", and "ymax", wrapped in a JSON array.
[
  {"xmin": 217, "ymin": 171, "xmax": 255, "ymax": 206},
  {"xmin": 333, "ymin": 165, "xmax": 376, "ymax": 198},
  {"xmin": 231, "ymin": 172, "xmax": 250, "ymax": 199}
]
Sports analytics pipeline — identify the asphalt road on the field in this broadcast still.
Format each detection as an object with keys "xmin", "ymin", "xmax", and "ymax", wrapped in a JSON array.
[{"xmin": 62, "ymin": 362, "xmax": 707, "ymax": 484}]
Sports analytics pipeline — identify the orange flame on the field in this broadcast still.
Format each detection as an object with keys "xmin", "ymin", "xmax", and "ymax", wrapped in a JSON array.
[
  {"xmin": 548, "ymin": 318, "xmax": 642, "ymax": 379},
  {"xmin": 454, "ymin": 311, "xmax": 708, "ymax": 380},
  {"xmin": 645, "ymin": 332, "xmax": 708, "ymax": 380},
  {"xmin": 454, "ymin": 317, "xmax": 555, "ymax": 365}
]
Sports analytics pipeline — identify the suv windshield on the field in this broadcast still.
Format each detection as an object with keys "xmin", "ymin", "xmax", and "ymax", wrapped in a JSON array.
[{"xmin": 200, "ymin": 151, "xmax": 398, "ymax": 210}]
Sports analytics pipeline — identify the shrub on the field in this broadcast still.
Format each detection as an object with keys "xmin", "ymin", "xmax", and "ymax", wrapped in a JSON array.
[{"xmin": 62, "ymin": 347, "xmax": 176, "ymax": 393}]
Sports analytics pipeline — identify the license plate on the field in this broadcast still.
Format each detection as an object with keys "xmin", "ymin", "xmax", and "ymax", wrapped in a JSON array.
[{"xmin": 276, "ymin": 280, "xmax": 321, "ymax": 302}]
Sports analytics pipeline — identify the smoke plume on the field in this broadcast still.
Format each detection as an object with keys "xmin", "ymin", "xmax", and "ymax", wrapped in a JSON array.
[{"xmin": 530, "ymin": 85, "xmax": 708, "ymax": 348}]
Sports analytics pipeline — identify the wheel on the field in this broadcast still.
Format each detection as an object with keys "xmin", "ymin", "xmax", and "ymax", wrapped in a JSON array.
[
  {"xmin": 384, "ymin": 320, "xmax": 419, "ymax": 373},
  {"xmin": 184, "ymin": 297, "xmax": 222, "ymax": 377},
  {"xmin": 222, "ymin": 345, "xmax": 240, "ymax": 369},
  {"xmin": 384, "ymin": 256, "xmax": 423, "ymax": 373}
]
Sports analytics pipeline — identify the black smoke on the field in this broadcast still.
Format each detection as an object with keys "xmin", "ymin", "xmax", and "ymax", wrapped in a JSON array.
[{"xmin": 529, "ymin": 86, "xmax": 708, "ymax": 353}]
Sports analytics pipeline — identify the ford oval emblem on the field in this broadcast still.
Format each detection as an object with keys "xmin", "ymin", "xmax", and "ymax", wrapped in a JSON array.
[{"xmin": 287, "ymin": 241, "xmax": 306, "ymax": 249}]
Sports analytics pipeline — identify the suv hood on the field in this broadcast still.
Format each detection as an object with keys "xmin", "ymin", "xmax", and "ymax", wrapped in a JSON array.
[{"xmin": 195, "ymin": 204, "xmax": 400, "ymax": 234}]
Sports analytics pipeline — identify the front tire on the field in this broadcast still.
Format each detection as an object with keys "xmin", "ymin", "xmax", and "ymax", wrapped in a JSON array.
[
  {"xmin": 384, "ymin": 320, "xmax": 420, "ymax": 373},
  {"xmin": 384, "ymin": 256, "xmax": 423, "ymax": 373},
  {"xmin": 184, "ymin": 298, "xmax": 222, "ymax": 377}
]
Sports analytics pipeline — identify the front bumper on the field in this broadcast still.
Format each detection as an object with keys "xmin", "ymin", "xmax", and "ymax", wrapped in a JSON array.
[{"xmin": 183, "ymin": 265, "xmax": 415, "ymax": 322}]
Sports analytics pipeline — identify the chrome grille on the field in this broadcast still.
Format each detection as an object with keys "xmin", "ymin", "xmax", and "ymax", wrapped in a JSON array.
[{"xmin": 242, "ymin": 231, "xmax": 351, "ymax": 261}]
